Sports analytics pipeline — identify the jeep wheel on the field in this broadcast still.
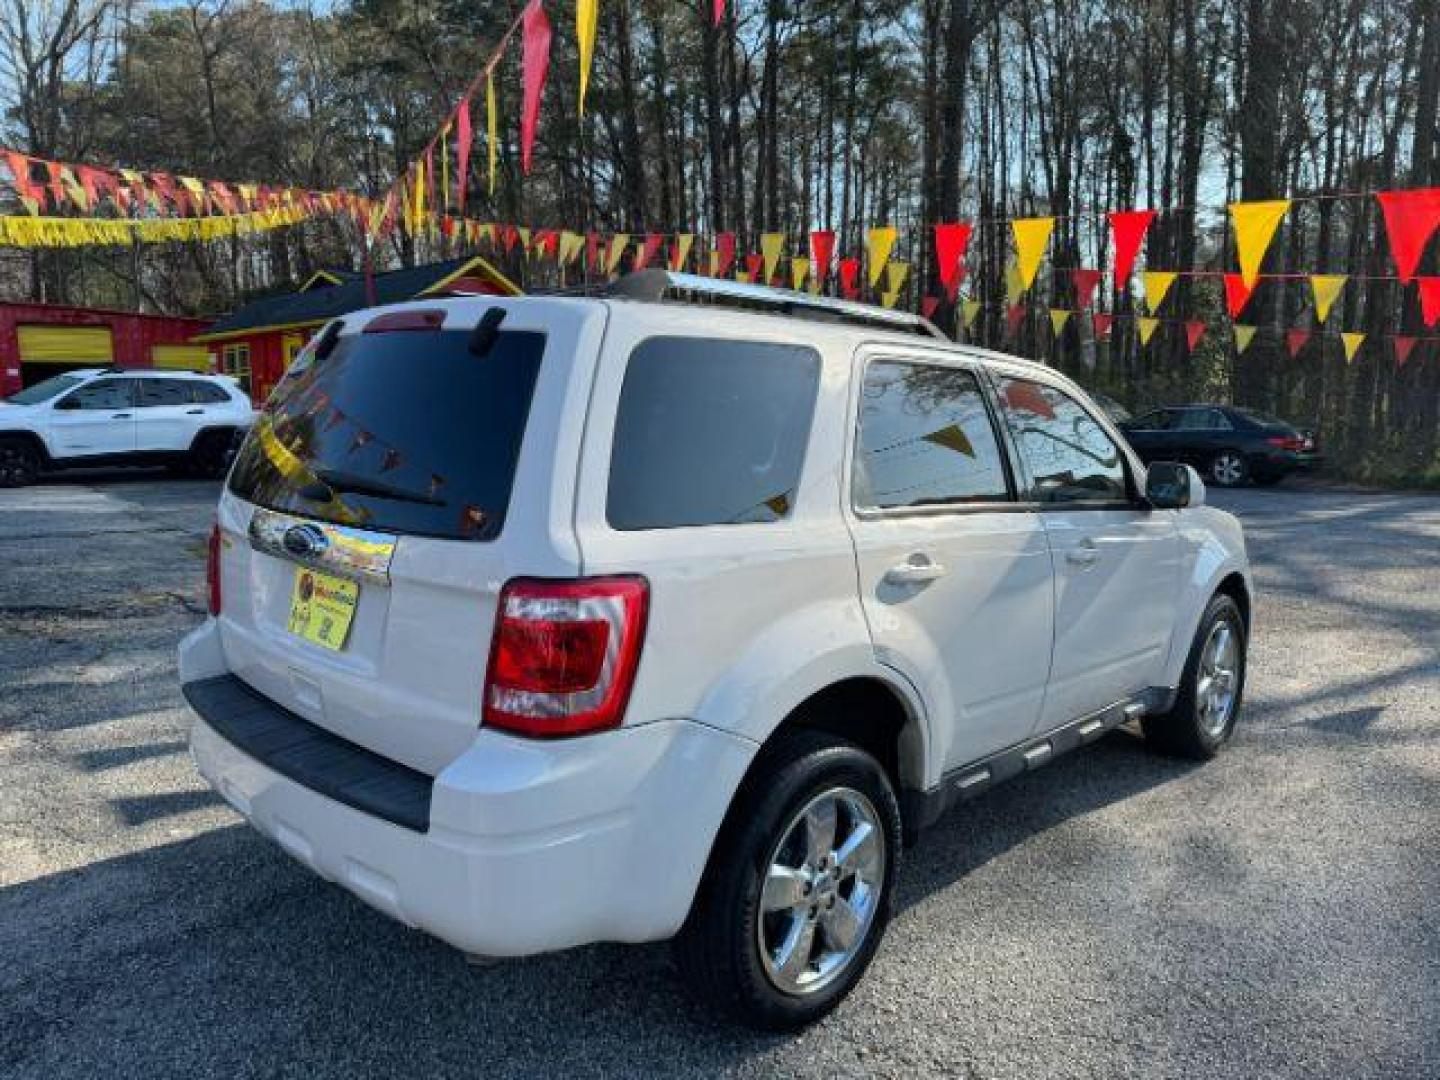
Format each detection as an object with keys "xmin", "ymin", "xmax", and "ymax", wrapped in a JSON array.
[
  {"xmin": 0, "ymin": 437, "xmax": 40, "ymax": 487},
  {"xmin": 1208, "ymin": 450, "xmax": 1249, "ymax": 487},
  {"xmin": 674, "ymin": 730, "xmax": 901, "ymax": 1030},
  {"xmin": 1143, "ymin": 593, "xmax": 1247, "ymax": 759}
]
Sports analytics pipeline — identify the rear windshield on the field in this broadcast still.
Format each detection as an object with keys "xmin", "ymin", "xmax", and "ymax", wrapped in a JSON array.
[{"xmin": 228, "ymin": 326, "xmax": 544, "ymax": 541}]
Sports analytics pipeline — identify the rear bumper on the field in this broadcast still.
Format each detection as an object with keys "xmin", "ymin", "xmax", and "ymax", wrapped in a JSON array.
[{"xmin": 180, "ymin": 621, "xmax": 756, "ymax": 957}]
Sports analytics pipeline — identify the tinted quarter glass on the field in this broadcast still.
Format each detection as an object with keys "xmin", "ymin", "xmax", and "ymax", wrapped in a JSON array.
[
  {"xmin": 136, "ymin": 379, "xmax": 192, "ymax": 407},
  {"xmin": 228, "ymin": 328, "xmax": 544, "ymax": 541},
  {"xmin": 63, "ymin": 379, "xmax": 133, "ymax": 410},
  {"xmin": 854, "ymin": 360, "xmax": 1010, "ymax": 509},
  {"xmin": 190, "ymin": 382, "xmax": 231, "ymax": 404},
  {"xmin": 607, "ymin": 336, "xmax": 820, "ymax": 529},
  {"xmin": 997, "ymin": 378, "xmax": 1129, "ymax": 504}
]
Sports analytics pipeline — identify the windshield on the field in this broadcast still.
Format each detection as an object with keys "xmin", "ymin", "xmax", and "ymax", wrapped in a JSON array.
[
  {"xmin": 228, "ymin": 325, "xmax": 545, "ymax": 541},
  {"xmin": 5, "ymin": 373, "xmax": 85, "ymax": 405}
]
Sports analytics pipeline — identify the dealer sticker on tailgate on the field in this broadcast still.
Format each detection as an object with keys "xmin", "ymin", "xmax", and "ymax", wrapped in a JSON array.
[{"xmin": 287, "ymin": 567, "xmax": 359, "ymax": 651}]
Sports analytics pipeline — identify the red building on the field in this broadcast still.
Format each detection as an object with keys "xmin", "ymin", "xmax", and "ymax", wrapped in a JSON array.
[
  {"xmin": 0, "ymin": 302, "xmax": 210, "ymax": 398},
  {"xmin": 191, "ymin": 255, "xmax": 521, "ymax": 403}
]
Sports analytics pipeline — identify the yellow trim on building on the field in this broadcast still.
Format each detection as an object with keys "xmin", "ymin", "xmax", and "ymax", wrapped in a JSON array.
[
  {"xmin": 150, "ymin": 344, "xmax": 211, "ymax": 371},
  {"xmin": 192, "ymin": 318, "xmax": 326, "ymax": 344},
  {"xmin": 298, "ymin": 270, "xmax": 345, "ymax": 291},
  {"xmin": 418, "ymin": 255, "xmax": 523, "ymax": 297},
  {"xmin": 17, "ymin": 325, "xmax": 114, "ymax": 363}
]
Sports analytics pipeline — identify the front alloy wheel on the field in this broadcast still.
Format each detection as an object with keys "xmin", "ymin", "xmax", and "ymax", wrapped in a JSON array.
[
  {"xmin": 0, "ymin": 439, "xmax": 39, "ymax": 487},
  {"xmin": 758, "ymin": 788, "xmax": 885, "ymax": 996},
  {"xmin": 1210, "ymin": 451, "xmax": 1248, "ymax": 487}
]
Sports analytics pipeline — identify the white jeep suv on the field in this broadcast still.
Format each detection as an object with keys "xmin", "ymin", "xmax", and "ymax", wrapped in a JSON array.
[
  {"xmin": 0, "ymin": 367, "xmax": 254, "ymax": 486},
  {"xmin": 180, "ymin": 273, "xmax": 1251, "ymax": 1029}
]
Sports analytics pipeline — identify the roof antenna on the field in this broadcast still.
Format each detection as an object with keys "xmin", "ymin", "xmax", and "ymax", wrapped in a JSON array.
[{"xmin": 468, "ymin": 307, "xmax": 506, "ymax": 357}]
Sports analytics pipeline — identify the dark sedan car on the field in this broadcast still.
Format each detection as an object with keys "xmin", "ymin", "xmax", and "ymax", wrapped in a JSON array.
[{"xmin": 1119, "ymin": 405, "xmax": 1320, "ymax": 487}]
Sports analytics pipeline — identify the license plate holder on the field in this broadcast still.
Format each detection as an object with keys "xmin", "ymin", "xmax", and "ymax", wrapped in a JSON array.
[{"xmin": 287, "ymin": 566, "xmax": 359, "ymax": 651}]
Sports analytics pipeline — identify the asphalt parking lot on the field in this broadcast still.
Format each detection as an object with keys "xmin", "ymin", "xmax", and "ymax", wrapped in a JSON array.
[{"xmin": 1, "ymin": 472, "xmax": 1436, "ymax": 1078}]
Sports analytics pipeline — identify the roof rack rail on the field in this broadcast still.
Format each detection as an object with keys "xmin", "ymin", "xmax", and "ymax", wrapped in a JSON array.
[{"xmin": 604, "ymin": 269, "xmax": 949, "ymax": 340}]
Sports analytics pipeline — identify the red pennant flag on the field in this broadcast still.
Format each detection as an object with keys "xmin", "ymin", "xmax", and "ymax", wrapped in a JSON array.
[
  {"xmin": 1108, "ymin": 209, "xmax": 1156, "ymax": 285},
  {"xmin": 454, "ymin": 99, "xmax": 473, "ymax": 211},
  {"xmin": 715, "ymin": 232, "xmax": 736, "ymax": 278},
  {"xmin": 810, "ymin": 230, "xmax": 835, "ymax": 286},
  {"xmin": 713, "ymin": 0, "xmax": 725, "ymax": 27},
  {"xmin": 1003, "ymin": 378, "xmax": 1056, "ymax": 420},
  {"xmin": 1376, "ymin": 188, "xmax": 1440, "ymax": 284},
  {"xmin": 2, "ymin": 151, "xmax": 43, "ymax": 210},
  {"xmin": 1285, "ymin": 329, "xmax": 1311, "ymax": 358},
  {"xmin": 933, "ymin": 222, "xmax": 972, "ymax": 300},
  {"xmin": 745, "ymin": 252, "xmax": 764, "ymax": 281},
  {"xmin": 1185, "ymin": 321, "xmax": 1207, "ymax": 351},
  {"xmin": 1093, "ymin": 312, "xmax": 1114, "ymax": 338},
  {"xmin": 1071, "ymin": 268, "xmax": 1103, "ymax": 309},
  {"xmin": 920, "ymin": 295, "xmax": 941, "ymax": 320},
  {"xmin": 502, "ymin": 224, "xmax": 519, "ymax": 252},
  {"xmin": 519, "ymin": 0, "xmax": 553, "ymax": 175},
  {"xmin": 586, "ymin": 231, "xmax": 600, "ymax": 272},
  {"xmin": 538, "ymin": 229, "xmax": 559, "ymax": 258},
  {"xmin": 838, "ymin": 257, "xmax": 860, "ymax": 299},
  {"xmin": 1224, "ymin": 273, "xmax": 1256, "ymax": 319},
  {"xmin": 424, "ymin": 145, "xmax": 437, "ymax": 213},
  {"xmin": 43, "ymin": 160, "xmax": 64, "ymax": 209},
  {"xmin": 1417, "ymin": 277, "xmax": 1440, "ymax": 328},
  {"xmin": 1006, "ymin": 303, "xmax": 1027, "ymax": 339},
  {"xmin": 1394, "ymin": 336, "xmax": 1418, "ymax": 366},
  {"xmin": 634, "ymin": 233, "xmax": 664, "ymax": 270}
]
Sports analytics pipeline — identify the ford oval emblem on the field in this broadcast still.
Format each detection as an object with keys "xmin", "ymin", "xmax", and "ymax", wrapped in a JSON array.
[{"xmin": 283, "ymin": 524, "xmax": 328, "ymax": 560}]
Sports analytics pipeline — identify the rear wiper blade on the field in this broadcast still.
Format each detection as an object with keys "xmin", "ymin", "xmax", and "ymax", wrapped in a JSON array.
[{"xmin": 308, "ymin": 467, "xmax": 445, "ymax": 506}]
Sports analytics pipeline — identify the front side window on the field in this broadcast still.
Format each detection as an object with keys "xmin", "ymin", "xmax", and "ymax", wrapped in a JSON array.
[
  {"xmin": 996, "ymin": 378, "xmax": 1129, "ymax": 505},
  {"xmin": 136, "ymin": 379, "xmax": 192, "ymax": 407},
  {"xmin": 853, "ymin": 360, "xmax": 1010, "ymax": 510},
  {"xmin": 607, "ymin": 336, "xmax": 821, "ymax": 529},
  {"xmin": 60, "ymin": 378, "xmax": 134, "ymax": 411}
]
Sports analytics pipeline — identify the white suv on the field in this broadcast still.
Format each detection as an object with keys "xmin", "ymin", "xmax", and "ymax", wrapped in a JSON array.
[
  {"xmin": 180, "ymin": 274, "xmax": 1251, "ymax": 1029},
  {"xmin": 0, "ymin": 368, "xmax": 254, "ymax": 486}
]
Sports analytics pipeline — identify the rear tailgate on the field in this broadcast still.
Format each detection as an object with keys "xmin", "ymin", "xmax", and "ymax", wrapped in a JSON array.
[{"xmin": 211, "ymin": 298, "xmax": 604, "ymax": 774}]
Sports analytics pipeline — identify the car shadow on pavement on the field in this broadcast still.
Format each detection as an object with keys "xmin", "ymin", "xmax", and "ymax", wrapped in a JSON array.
[{"xmin": 0, "ymin": 728, "xmax": 1197, "ymax": 1077}]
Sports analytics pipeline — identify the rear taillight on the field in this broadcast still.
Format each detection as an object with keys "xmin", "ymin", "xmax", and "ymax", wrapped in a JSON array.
[
  {"xmin": 1267, "ymin": 435, "xmax": 1305, "ymax": 451},
  {"xmin": 483, "ymin": 576, "xmax": 649, "ymax": 738},
  {"xmin": 206, "ymin": 523, "xmax": 223, "ymax": 616}
]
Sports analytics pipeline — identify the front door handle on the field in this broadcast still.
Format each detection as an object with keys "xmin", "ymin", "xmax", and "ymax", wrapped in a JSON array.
[
  {"xmin": 884, "ymin": 556, "xmax": 946, "ymax": 585},
  {"xmin": 185, "ymin": 409, "xmax": 204, "ymax": 415},
  {"xmin": 111, "ymin": 412, "xmax": 132, "ymax": 419},
  {"xmin": 1066, "ymin": 538, "xmax": 1099, "ymax": 568}
]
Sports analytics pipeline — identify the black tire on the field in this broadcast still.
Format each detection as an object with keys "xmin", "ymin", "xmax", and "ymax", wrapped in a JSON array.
[
  {"xmin": 1208, "ymin": 450, "xmax": 1250, "ymax": 488},
  {"xmin": 186, "ymin": 430, "xmax": 232, "ymax": 479},
  {"xmin": 0, "ymin": 436, "xmax": 41, "ymax": 488},
  {"xmin": 674, "ymin": 729, "xmax": 902, "ymax": 1030},
  {"xmin": 1143, "ymin": 593, "xmax": 1247, "ymax": 759}
]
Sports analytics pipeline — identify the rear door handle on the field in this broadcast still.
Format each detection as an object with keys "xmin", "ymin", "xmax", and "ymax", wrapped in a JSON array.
[
  {"xmin": 111, "ymin": 412, "xmax": 132, "ymax": 419},
  {"xmin": 1066, "ymin": 538, "xmax": 1099, "ymax": 568},
  {"xmin": 185, "ymin": 409, "xmax": 204, "ymax": 415},
  {"xmin": 884, "ymin": 556, "xmax": 946, "ymax": 585}
]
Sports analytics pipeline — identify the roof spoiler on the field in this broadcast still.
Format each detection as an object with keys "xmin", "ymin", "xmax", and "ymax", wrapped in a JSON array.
[{"xmin": 603, "ymin": 269, "xmax": 949, "ymax": 341}]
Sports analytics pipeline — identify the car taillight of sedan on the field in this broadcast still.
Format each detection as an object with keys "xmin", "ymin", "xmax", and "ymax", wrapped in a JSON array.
[{"xmin": 1267, "ymin": 435, "xmax": 1306, "ymax": 452}]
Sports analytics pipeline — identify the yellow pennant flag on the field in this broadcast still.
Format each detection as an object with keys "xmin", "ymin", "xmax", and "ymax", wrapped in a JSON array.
[
  {"xmin": 1233, "ymin": 324, "xmax": 1258, "ymax": 353},
  {"xmin": 707, "ymin": 250, "xmax": 720, "ymax": 276},
  {"xmin": 760, "ymin": 232, "xmax": 785, "ymax": 283},
  {"xmin": 865, "ymin": 226, "xmax": 897, "ymax": 287},
  {"xmin": 1229, "ymin": 199, "xmax": 1290, "ymax": 287},
  {"xmin": 671, "ymin": 233, "xmax": 694, "ymax": 271},
  {"xmin": 1011, "ymin": 217, "xmax": 1054, "ymax": 290},
  {"xmin": 576, "ymin": 0, "xmax": 598, "ymax": 117},
  {"xmin": 1341, "ymin": 332, "xmax": 1366, "ymax": 362},
  {"xmin": 1142, "ymin": 270, "xmax": 1178, "ymax": 311},
  {"xmin": 1005, "ymin": 262, "xmax": 1025, "ymax": 303},
  {"xmin": 790, "ymin": 256, "xmax": 810, "ymax": 291},
  {"xmin": 179, "ymin": 176, "xmax": 207, "ymax": 214},
  {"xmin": 487, "ymin": 72, "xmax": 498, "ymax": 197},
  {"xmin": 735, "ymin": 270, "xmax": 751, "ymax": 284},
  {"xmin": 59, "ymin": 167, "xmax": 89, "ymax": 211},
  {"xmin": 1050, "ymin": 309, "xmax": 1072, "ymax": 335},
  {"xmin": 516, "ymin": 226, "xmax": 532, "ymax": 252},
  {"xmin": 962, "ymin": 300, "xmax": 982, "ymax": 328},
  {"xmin": 922, "ymin": 424, "xmax": 975, "ymax": 457},
  {"xmin": 605, "ymin": 233, "xmax": 630, "ymax": 274},
  {"xmin": 562, "ymin": 231, "xmax": 586, "ymax": 266},
  {"xmin": 1138, "ymin": 317, "xmax": 1160, "ymax": 345},
  {"xmin": 1310, "ymin": 275, "xmax": 1347, "ymax": 324},
  {"xmin": 886, "ymin": 260, "xmax": 909, "ymax": 294}
]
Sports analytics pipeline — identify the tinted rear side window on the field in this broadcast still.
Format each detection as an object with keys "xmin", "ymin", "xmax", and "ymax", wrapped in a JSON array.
[
  {"xmin": 228, "ymin": 327, "xmax": 544, "ymax": 541},
  {"xmin": 190, "ymin": 382, "xmax": 231, "ymax": 404},
  {"xmin": 607, "ymin": 336, "xmax": 821, "ymax": 529},
  {"xmin": 136, "ymin": 379, "xmax": 191, "ymax": 407}
]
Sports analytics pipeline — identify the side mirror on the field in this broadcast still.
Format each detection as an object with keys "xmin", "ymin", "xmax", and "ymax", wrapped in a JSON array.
[{"xmin": 1146, "ymin": 461, "xmax": 1205, "ymax": 509}]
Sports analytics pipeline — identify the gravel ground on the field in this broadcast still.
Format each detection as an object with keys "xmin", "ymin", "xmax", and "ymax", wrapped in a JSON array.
[{"xmin": 1, "ymin": 471, "xmax": 1436, "ymax": 1079}]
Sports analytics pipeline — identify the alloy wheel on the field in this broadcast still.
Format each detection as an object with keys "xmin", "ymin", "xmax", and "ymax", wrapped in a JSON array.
[
  {"xmin": 1211, "ymin": 453, "xmax": 1244, "ymax": 487},
  {"xmin": 1196, "ymin": 618, "xmax": 1240, "ymax": 737},
  {"xmin": 756, "ymin": 787, "xmax": 886, "ymax": 996},
  {"xmin": 0, "ymin": 443, "xmax": 36, "ymax": 486}
]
